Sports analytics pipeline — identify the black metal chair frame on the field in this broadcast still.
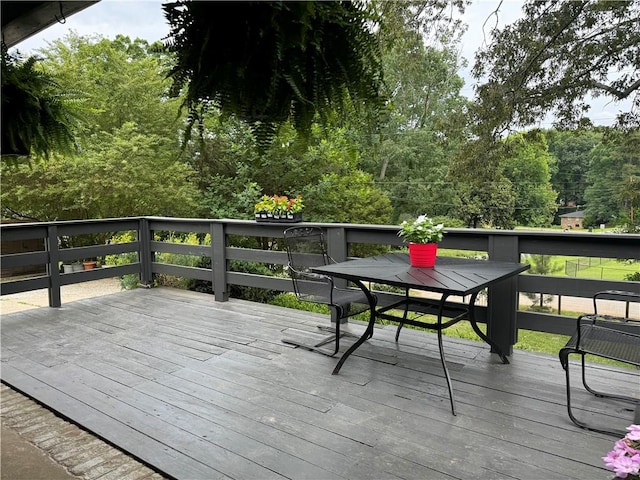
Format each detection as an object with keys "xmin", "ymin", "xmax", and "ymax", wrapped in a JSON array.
[
  {"xmin": 282, "ymin": 226, "xmax": 377, "ymax": 356},
  {"xmin": 559, "ymin": 290, "xmax": 640, "ymax": 435}
]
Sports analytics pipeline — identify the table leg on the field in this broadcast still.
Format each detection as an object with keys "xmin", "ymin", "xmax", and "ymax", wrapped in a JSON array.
[
  {"xmin": 436, "ymin": 293, "xmax": 456, "ymax": 415},
  {"xmin": 332, "ymin": 280, "xmax": 377, "ymax": 375},
  {"xmin": 467, "ymin": 291, "xmax": 510, "ymax": 364}
]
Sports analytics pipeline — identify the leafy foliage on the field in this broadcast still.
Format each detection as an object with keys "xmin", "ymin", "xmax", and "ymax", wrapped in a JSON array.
[
  {"xmin": 546, "ymin": 129, "xmax": 600, "ymax": 208},
  {"xmin": 377, "ymin": 129, "xmax": 460, "ymax": 222},
  {"xmin": 39, "ymin": 34, "xmax": 180, "ymax": 139},
  {"xmin": 449, "ymin": 138, "xmax": 518, "ymax": 229},
  {"xmin": 1, "ymin": 45, "xmax": 81, "ymax": 160},
  {"xmin": 584, "ymin": 129, "xmax": 640, "ymax": 225},
  {"xmin": 473, "ymin": 0, "xmax": 640, "ymax": 134},
  {"xmin": 163, "ymin": 1, "xmax": 384, "ymax": 147},
  {"xmin": 1, "ymin": 122, "xmax": 199, "ymax": 221},
  {"xmin": 302, "ymin": 171, "xmax": 393, "ymax": 225},
  {"xmin": 1, "ymin": 35, "xmax": 198, "ymax": 223},
  {"xmin": 503, "ymin": 131, "xmax": 558, "ymax": 226}
]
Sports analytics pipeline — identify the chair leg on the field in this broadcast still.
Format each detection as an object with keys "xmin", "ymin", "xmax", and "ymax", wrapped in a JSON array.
[
  {"xmin": 564, "ymin": 352, "xmax": 632, "ymax": 437},
  {"xmin": 565, "ymin": 355, "xmax": 587, "ymax": 430},
  {"xmin": 580, "ymin": 355, "xmax": 640, "ymax": 403},
  {"xmin": 333, "ymin": 303, "xmax": 376, "ymax": 375},
  {"xmin": 284, "ymin": 307, "xmax": 361, "ymax": 357},
  {"xmin": 282, "ymin": 333, "xmax": 340, "ymax": 356}
]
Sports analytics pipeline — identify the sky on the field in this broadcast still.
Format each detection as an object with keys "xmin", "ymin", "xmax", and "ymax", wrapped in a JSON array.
[{"xmin": 12, "ymin": 0, "xmax": 630, "ymax": 127}]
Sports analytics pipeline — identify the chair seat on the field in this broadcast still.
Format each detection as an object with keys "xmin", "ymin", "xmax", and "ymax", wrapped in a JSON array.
[
  {"xmin": 562, "ymin": 323, "xmax": 640, "ymax": 366},
  {"xmin": 332, "ymin": 287, "xmax": 370, "ymax": 305}
]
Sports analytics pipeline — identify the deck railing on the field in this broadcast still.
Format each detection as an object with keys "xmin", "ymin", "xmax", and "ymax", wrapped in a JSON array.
[{"xmin": 1, "ymin": 217, "xmax": 638, "ymax": 355}]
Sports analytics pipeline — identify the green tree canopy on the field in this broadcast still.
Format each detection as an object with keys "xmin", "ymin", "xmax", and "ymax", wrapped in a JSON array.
[
  {"xmin": 39, "ymin": 33, "xmax": 180, "ymax": 139},
  {"xmin": 545, "ymin": 129, "xmax": 601, "ymax": 208},
  {"xmin": 1, "ymin": 122, "xmax": 198, "ymax": 221},
  {"xmin": 584, "ymin": 130, "xmax": 640, "ymax": 226},
  {"xmin": 503, "ymin": 131, "xmax": 557, "ymax": 227},
  {"xmin": 1, "ymin": 35, "xmax": 198, "ymax": 223}
]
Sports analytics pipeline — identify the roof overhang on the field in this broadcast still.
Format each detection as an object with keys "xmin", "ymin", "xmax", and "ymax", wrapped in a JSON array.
[{"xmin": 2, "ymin": 1, "xmax": 100, "ymax": 49}]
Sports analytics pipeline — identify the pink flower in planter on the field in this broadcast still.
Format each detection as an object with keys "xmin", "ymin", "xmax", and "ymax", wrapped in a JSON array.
[{"xmin": 604, "ymin": 425, "xmax": 640, "ymax": 480}]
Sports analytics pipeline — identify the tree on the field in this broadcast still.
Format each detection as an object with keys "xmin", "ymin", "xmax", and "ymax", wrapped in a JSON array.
[
  {"xmin": 39, "ymin": 34, "xmax": 180, "ymax": 139},
  {"xmin": 545, "ymin": 129, "xmax": 600, "ymax": 209},
  {"xmin": 584, "ymin": 130, "xmax": 640, "ymax": 226},
  {"xmin": 302, "ymin": 171, "xmax": 392, "ymax": 225},
  {"xmin": 377, "ymin": 129, "xmax": 459, "ymax": 221},
  {"xmin": 449, "ymin": 138, "xmax": 518, "ymax": 229},
  {"xmin": 455, "ymin": 179, "xmax": 517, "ymax": 229},
  {"xmin": 473, "ymin": 0, "xmax": 640, "ymax": 134},
  {"xmin": 503, "ymin": 131, "xmax": 557, "ymax": 227},
  {"xmin": 356, "ymin": 1, "xmax": 469, "ymax": 223},
  {"xmin": 1, "ymin": 35, "xmax": 198, "ymax": 223},
  {"xmin": 163, "ymin": 1, "xmax": 384, "ymax": 146},
  {"xmin": 523, "ymin": 254, "xmax": 562, "ymax": 311},
  {"xmin": 1, "ymin": 123, "xmax": 199, "ymax": 222}
]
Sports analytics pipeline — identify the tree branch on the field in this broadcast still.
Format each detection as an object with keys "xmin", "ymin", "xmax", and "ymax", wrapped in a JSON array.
[
  {"xmin": 1, "ymin": 205, "xmax": 42, "ymax": 222},
  {"xmin": 481, "ymin": 0, "xmax": 503, "ymax": 49},
  {"xmin": 514, "ymin": 1, "xmax": 588, "ymax": 91},
  {"xmin": 591, "ymin": 78, "xmax": 640, "ymax": 100}
]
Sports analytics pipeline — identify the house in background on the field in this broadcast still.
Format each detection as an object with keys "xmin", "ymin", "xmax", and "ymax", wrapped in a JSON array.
[{"xmin": 559, "ymin": 210, "xmax": 585, "ymax": 230}]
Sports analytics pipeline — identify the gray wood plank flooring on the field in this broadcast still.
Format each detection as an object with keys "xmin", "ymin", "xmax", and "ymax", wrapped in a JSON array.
[{"xmin": 1, "ymin": 287, "xmax": 636, "ymax": 480}]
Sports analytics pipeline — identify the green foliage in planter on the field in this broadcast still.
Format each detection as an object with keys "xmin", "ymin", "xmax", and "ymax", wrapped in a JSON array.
[
  {"xmin": 163, "ymin": 1, "xmax": 384, "ymax": 147},
  {"xmin": 1, "ymin": 45, "xmax": 81, "ymax": 160}
]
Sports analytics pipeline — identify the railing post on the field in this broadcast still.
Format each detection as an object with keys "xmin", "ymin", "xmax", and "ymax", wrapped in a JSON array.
[
  {"xmin": 487, "ymin": 234, "xmax": 520, "ymax": 356},
  {"xmin": 47, "ymin": 225, "xmax": 61, "ymax": 307},
  {"xmin": 325, "ymin": 226, "xmax": 348, "ymax": 263},
  {"xmin": 211, "ymin": 222, "xmax": 228, "ymax": 302},
  {"xmin": 139, "ymin": 218, "xmax": 153, "ymax": 287}
]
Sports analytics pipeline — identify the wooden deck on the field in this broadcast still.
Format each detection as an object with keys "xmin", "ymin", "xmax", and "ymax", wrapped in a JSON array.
[{"xmin": 1, "ymin": 287, "xmax": 636, "ymax": 480}]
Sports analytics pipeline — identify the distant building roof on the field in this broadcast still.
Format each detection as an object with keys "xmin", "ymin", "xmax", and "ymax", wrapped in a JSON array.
[{"xmin": 559, "ymin": 210, "xmax": 585, "ymax": 218}]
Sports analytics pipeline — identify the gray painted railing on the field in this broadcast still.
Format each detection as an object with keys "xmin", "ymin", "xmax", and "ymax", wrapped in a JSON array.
[{"xmin": 1, "ymin": 217, "xmax": 638, "ymax": 355}]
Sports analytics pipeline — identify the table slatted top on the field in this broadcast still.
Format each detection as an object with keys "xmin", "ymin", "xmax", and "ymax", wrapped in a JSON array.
[{"xmin": 313, "ymin": 253, "xmax": 530, "ymax": 296}]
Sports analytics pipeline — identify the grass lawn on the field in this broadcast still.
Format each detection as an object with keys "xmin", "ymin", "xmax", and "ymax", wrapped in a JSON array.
[{"xmin": 546, "ymin": 256, "xmax": 638, "ymax": 281}]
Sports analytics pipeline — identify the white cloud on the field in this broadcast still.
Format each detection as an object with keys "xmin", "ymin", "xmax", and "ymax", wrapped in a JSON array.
[{"xmin": 13, "ymin": 0, "xmax": 166, "ymax": 55}]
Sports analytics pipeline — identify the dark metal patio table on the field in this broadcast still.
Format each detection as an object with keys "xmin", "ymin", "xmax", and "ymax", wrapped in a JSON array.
[{"xmin": 312, "ymin": 253, "xmax": 530, "ymax": 415}]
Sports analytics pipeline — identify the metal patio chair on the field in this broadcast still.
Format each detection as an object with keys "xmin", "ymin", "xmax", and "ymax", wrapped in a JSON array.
[
  {"xmin": 282, "ymin": 226, "xmax": 376, "ymax": 356},
  {"xmin": 559, "ymin": 290, "xmax": 640, "ymax": 435}
]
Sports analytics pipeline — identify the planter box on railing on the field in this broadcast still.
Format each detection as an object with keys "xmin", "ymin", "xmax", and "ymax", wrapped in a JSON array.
[{"xmin": 255, "ymin": 213, "xmax": 303, "ymax": 224}]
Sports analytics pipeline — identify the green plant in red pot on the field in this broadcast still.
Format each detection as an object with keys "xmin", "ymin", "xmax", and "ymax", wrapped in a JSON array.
[{"xmin": 397, "ymin": 215, "xmax": 445, "ymax": 267}]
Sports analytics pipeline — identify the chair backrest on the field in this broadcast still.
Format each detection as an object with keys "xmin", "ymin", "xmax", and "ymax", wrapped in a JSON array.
[
  {"xmin": 283, "ymin": 226, "xmax": 332, "ymax": 303},
  {"xmin": 284, "ymin": 227, "xmax": 331, "ymax": 268},
  {"xmin": 593, "ymin": 290, "xmax": 640, "ymax": 320}
]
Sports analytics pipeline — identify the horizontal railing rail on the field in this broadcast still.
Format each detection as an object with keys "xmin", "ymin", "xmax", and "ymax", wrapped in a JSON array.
[{"xmin": 2, "ymin": 217, "xmax": 638, "ymax": 355}]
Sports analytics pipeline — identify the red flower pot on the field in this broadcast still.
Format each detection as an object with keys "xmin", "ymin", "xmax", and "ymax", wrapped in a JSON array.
[{"xmin": 408, "ymin": 242, "xmax": 437, "ymax": 267}]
